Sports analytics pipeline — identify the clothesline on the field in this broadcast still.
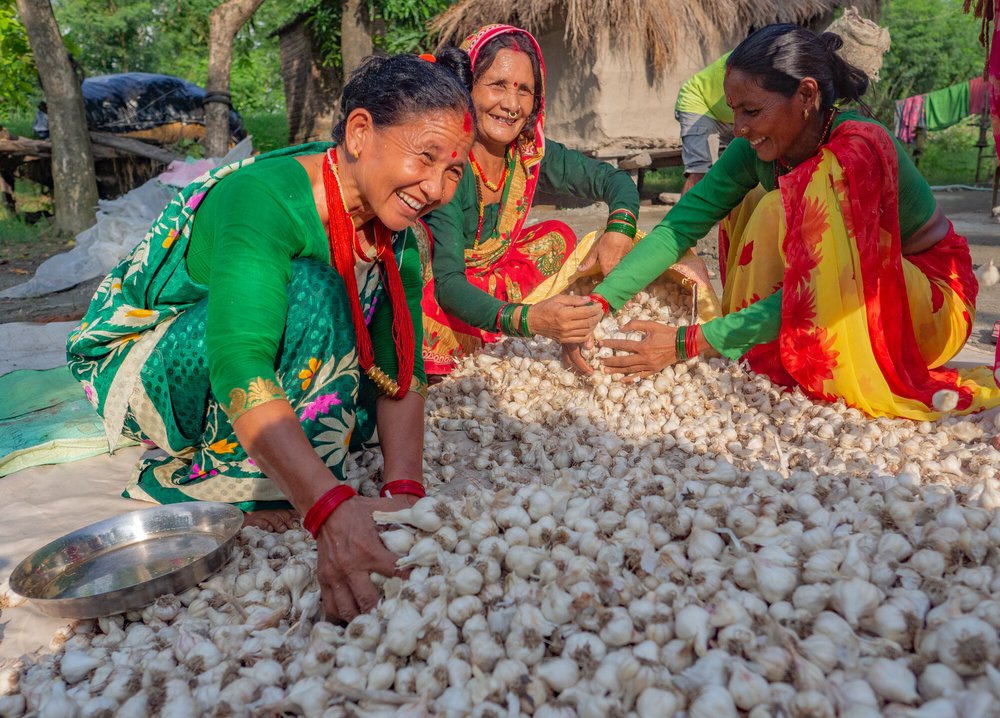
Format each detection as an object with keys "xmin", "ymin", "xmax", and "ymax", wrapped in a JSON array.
[{"xmin": 893, "ymin": 76, "xmax": 990, "ymax": 143}]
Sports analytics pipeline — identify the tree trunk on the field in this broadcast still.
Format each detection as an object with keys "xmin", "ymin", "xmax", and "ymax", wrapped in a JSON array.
[
  {"xmin": 205, "ymin": 0, "xmax": 265, "ymax": 158},
  {"xmin": 15, "ymin": 0, "xmax": 98, "ymax": 235},
  {"xmin": 341, "ymin": 0, "xmax": 373, "ymax": 79}
]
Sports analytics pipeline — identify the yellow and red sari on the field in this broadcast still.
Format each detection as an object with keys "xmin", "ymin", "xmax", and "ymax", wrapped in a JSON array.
[{"xmin": 719, "ymin": 121, "xmax": 1000, "ymax": 419}]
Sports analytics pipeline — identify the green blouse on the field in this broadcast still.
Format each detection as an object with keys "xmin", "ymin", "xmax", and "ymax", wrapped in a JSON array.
[
  {"xmin": 594, "ymin": 111, "xmax": 938, "ymax": 359},
  {"xmin": 424, "ymin": 138, "xmax": 641, "ymax": 330},
  {"xmin": 185, "ymin": 155, "xmax": 425, "ymax": 407}
]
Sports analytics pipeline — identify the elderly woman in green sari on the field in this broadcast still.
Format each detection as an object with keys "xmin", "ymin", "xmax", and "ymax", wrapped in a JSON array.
[{"xmin": 66, "ymin": 50, "xmax": 475, "ymax": 621}]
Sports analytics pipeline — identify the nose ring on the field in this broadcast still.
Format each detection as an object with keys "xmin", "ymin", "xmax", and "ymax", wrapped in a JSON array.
[
  {"xmin": 739, "ymin": 126, "xmax": 748, "ymax": 136},
  {"xmin": 507, "ymin": 110, "xmax": 519, "ymax": 119}
]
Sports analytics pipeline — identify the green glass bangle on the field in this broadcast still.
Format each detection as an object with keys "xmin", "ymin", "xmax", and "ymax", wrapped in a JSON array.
[
  {"xmin": 501, "ymin": 303, "xmax": 524, "ymax": 337},
  {"xmin": 605, "ymin": 222, "xmax": 637, "ymax": 238},
  {"xmin": 520, "ymin": 304, "xmax": 532, "ymax": 336},
  {"xmin": 675, "ymin": 325, "xmax": 689, "ymax": 361}
]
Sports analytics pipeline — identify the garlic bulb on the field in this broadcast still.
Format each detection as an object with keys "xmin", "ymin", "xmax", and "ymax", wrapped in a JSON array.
[{"xmin": 934, "ymin": 616, "xmax": 998, "ymax": 676}]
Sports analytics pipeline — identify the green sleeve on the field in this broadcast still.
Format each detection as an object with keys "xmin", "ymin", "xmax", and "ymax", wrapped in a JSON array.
[
  {"xmin": 538, "ymin": 139, "xmax": 639, "ymax": 214},
  {"xmin": 369, "ymin": 229, "xmax": 427, "ymax": 395},
  {"xmin": 423, "ymin": 171, "xmax": 506, "ymax": 331},
  {"xmin": 197, "ymin": 171, "xmax": 308, "ymax": 411},
  {"xmin": 700, "ymin": 290, "xmax": 782, "ymax": 360},
  {"xmin": 593, "ymin": 138, "xmax": 765, "ymax": 310}
]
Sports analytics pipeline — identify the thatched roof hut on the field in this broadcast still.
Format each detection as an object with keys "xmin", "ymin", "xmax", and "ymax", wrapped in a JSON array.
[{"xmin": 433, "ymin": 0, "xmax": 883, "ymax": 159}]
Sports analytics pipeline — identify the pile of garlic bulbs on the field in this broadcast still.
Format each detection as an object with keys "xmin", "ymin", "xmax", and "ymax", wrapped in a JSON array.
[{"xmin": 2, "ymin": 283, "xmax": 1000, "ymax": 718}]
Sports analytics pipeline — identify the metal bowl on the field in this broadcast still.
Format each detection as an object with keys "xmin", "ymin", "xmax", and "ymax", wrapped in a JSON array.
[{"xmin": 9, "ymin": 502, "xmax": 243, "ymax": 618}]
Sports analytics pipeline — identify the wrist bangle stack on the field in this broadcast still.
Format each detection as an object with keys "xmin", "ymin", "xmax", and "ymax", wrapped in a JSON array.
[
  {"xmin": 685, "ymin": 325, "xmax": 699, "ymax": 359},
  {"xmin": 497, "ymin": 303, "xmax": 533, "ymax": 337},
  {"xmin": 380, "ymin": 479, "xmax": 427, "ymax": 499},
  {"xmin": 303, "ymin": 484, "xmax": 357, "ymax": 538},
  {"xmin": 606, "ymin": 209, "xmax": 638, "ymax": 238},
  {"xmin": 587, "ymin": 293, "xmax": 611, "ymax": 315},
  {"xmin": 675, "ymin": 325, "xmax": 689, "ymax": 361}
]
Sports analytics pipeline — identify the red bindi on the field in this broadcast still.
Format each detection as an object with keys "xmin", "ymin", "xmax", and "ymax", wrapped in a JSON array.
[
  {"xmin": 451, "ymin": 150, "xmax": 457, "ymax": 158},
  {"xmin": 463, "ymin": 111, "xmax": 473, "ymax": 133},
  {"xmin": 513, "ymin": 82, "xmax": 518, "ymax": 89}
]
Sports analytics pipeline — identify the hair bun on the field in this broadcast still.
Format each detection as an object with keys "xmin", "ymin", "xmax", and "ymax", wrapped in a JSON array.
[
  {"xmin": 818, "ymin": 31, "xmax": 845, "ymax": 55},
  {"xmin": 434, "ymin": 45, "xmax": 473, "ymax": 92}
]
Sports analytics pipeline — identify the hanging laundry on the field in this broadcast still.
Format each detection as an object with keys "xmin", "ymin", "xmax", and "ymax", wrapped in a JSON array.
[
  {"xmin": 969, "ymin": 76, "xmax": 989, "ymax": 116},
  {"xmin": 894, "ymin": 94, "xmax": 925, "ymax": 144},
  {"xmin": 924, "ymin": 81, "xmax": 971, "ymax": 132}
]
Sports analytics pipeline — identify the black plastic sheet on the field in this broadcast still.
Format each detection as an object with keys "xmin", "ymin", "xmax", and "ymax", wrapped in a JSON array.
[{"xmin": 33, "ymin": 72, "xmax": 246, "ymax": 141}]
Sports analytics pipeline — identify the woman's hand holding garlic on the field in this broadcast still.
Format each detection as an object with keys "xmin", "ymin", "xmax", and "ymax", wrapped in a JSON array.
[{"xmin": 314, "ymin": 493, "xmax": 417, "ymax": 622}]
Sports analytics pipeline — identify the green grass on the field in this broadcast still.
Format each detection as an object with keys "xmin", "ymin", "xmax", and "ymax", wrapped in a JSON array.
[
  {"xmin": 916, "ymin": 122, "xmax": 997, "ymax": 187},
  {"xmin": 0, "ymin": 210, "xmax": 47, "ymax": 245},
  {"xmin": 640, "ymin": 167, "xmax": 685, "ymax": 198},
  {"xmin": 243, "ymin": 112, "xmax": 289, "ymax": 153},
  {"xmin": 2, "ymin": 110, "xmax": 36, "ymax": 138}
]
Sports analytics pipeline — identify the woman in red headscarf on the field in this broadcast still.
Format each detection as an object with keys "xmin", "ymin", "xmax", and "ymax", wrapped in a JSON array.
[{"xmin": 419, "ymin": 24, "xmax": 642, "ymax": 375}]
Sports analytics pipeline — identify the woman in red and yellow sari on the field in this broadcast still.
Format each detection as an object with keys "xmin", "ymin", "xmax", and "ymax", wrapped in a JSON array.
[
  {"xmin": 577, "ymin": 24, "xmax": 1000, "ymax": 420},
  {"xmin": 419, "ymin": 24, "xmax": 641, "ymax": 375}
]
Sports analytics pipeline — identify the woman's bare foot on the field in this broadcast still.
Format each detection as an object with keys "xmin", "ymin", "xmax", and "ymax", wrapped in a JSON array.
[{"xmin": 243, "ymin": 508, "xmax": 299, "ymax": 532}]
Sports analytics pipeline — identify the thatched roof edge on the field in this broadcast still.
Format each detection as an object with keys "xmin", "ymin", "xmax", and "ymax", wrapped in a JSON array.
[{"xmin": 431, "ymin": 0, "xmax": 884, "ymax": 74}]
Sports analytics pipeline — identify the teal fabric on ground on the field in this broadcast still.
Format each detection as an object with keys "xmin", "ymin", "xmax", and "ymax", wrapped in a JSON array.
[
  {"xmin": 0, "ymin": 367, "xmax": 84, "ymax": 420},
  {"xmin": 0, "ymin": 400, "xmax": 130, "ymax": 477},
  {"xmin": 924, "ymin": 82, "xmax": 970, "ymax": 132},
  {"xmin": 0, "ymin": 367, "xmax": 135, "ymax": 478}
]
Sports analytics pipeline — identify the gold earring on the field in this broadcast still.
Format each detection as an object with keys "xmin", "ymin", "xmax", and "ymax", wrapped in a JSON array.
[
  {"xmin": 353, "ymin": 148, "xmax": 360, "ymax": 159},
  {"xmin": 802, "ymin": 108, "xmax": 809, "ymax": 120}
]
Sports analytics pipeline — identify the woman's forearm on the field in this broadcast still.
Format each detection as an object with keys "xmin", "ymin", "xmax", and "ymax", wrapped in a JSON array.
[
  {"xmin": 232, "ymin": 400, "xmax": 338, "ymax": 512},
  {"xmin": 376, "ymin": 391, "xmax": 425, "ymax": 483}
]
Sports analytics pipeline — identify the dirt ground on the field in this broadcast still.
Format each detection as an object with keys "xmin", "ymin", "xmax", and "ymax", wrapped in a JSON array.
[{"xmin": 0, "ymin": 189, "xmax": 997, "ymax": 356}]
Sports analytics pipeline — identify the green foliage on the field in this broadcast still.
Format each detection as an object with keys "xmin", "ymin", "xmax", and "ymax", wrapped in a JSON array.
[
  {"xmin": 0, "ymin": 209, "xmax": 49, "ymax": 245},
  {"xmin": 871, "ymin": 0, "xmax": 985, "ymax": 125},
  {"xmin": 917, "ymin": 121, "xmax": 997, "ymax": 186},
  {"xmin": 0, "ymin": 0, "xmax": 37, "ymax": 114},
  {"xmin": 2, "ymin": 109, "xmax": 34, "ymax": 136},
  {"xmin": 310, "ymin": 0, "xmax": 456, "ymax": 70},
  {"xmin": 242, "ymin": 110, "xmax": 289, "ymax": 152},
  {"xmin": 641, "ymin": 167, "xmax": 685, "ymax": 198},
  {"xmin": 46, "ymin": 0, "xmax": 296, "ymax": 115}
]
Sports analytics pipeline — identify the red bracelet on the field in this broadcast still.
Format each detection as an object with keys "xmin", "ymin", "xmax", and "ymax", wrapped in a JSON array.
[
  {"xmin": 587, "ymin": 293, "xmax": 611, "ymax": 315},
  {"xmin": 379, "ymin": 479, "xmax": 427, "ymax": 499},
  {"xmin": 303, "ymin": 484, "xmax": 357, "ymax": 538},
  {"xmin": 685, "ymin": 324, "xmax": 699, "ymax": 359}
]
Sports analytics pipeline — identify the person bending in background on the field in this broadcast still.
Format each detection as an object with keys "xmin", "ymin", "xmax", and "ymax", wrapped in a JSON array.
[{"xmin": 676, "ymin": 8, "xmax": 890, "ymax": 194}]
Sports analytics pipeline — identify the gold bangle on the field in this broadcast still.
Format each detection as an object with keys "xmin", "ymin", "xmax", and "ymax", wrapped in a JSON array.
[{"xmin": 366, "ymin": 365, "xmax": 400, "ymax": 396}]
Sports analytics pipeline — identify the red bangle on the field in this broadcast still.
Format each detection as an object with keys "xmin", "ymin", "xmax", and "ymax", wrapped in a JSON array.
[
  {"xmin": 685, "ymin": 324, "xmax": 699, "ymax": 358},
  {"xmin": 379, "ymin": 479, "xmax": 427, "ymax": 499},
  {"xmin": 588, "ymin": 293, "xmax": 611, "ymax": 315},
  {"xmin": 303, "ymin": 484, "xmax": 357, "ymax": 538}
]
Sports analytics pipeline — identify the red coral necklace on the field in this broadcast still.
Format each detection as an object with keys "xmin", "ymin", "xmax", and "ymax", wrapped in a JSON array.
[{"xmin": 322, "ymin": 148, "xmax": 413, "ymax": 398}]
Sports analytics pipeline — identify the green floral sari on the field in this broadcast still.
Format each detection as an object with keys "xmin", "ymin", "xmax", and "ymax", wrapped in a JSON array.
[{"xmin": 67, "ymin": 145, "xmax": 396, "ymax": 510}]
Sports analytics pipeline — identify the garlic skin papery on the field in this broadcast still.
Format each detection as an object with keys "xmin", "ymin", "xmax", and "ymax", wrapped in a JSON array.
[{"xmin": 8, "ymin": 283, "xmax": 1000, "ymax": 717}]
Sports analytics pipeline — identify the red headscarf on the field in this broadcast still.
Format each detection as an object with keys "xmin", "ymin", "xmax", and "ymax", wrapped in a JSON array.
[{"xmin": 461, "ymin": 24, "xmax": 547, "ymax": 170}]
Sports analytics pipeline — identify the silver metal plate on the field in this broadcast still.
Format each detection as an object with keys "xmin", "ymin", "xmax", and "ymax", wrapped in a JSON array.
[{"xmin": 9, "ymin": 502, "xmax": 243, "ymax": 618}]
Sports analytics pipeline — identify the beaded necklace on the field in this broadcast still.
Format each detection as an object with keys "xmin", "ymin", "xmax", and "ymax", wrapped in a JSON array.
[
  {"xmin": 323, "ymin": 149, "xmax": 413, "ymax": 398},
  {"xmin": 776, "ymin": 107, "xmax": 838, "ymax": 177},
  {"xmin": 470, "ymin": 146, "xmax": 512, "ymax": 249},
  {"xmin": 469, "ymin": 148, "xmax": 509, "ymax": 192}
]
